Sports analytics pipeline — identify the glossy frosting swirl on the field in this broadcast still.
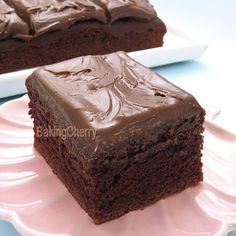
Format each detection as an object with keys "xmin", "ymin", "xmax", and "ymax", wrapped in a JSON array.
[
  {"xmin": 1, "ymin": 0, "xmax": 158, "ymax": 39},
  {"xmin": 6, "ymin": 0, "xmax": 107, "ymax": 37},
  {"xmin": 0, "ymin": 0, "xmax": 29, "ymax": 40},
  {"xmin": 103, "ymin": 0, "xmax": 157, "ymax": 22},
  {"xmin": 29, "ymin": 51, "xmax": 202, "ymax": 138}
]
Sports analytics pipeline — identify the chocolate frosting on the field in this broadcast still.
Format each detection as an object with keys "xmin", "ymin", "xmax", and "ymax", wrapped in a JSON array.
[
  {"xmin": 6, "ymin": 0, "xmax": 107, "ymax": 37},
  {"xmin": 28, "ymin": 51, "xmax": 203, "ymax": 146},
  {"xmin": 0, "ymin": 0, "xmax": 30, "ymax": 40},
  {"xmin": 103, "ymin": 0, "xmax": 157, "ymax": 22},
  {"xmin": 1, "ymin": 0, "xmax": 158, "ymax": 40}
]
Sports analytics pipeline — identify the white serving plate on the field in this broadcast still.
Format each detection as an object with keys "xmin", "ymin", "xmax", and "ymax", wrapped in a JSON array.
[{"xmin": 0, "ymin": 24, "xmax": 208, "ymax": 99}]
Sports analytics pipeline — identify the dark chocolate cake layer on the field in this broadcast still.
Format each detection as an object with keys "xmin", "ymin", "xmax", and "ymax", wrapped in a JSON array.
[
  {"xmin": 26, "ymin": 51, "xmax": 205, "ymax": 224},
  {"xmin": 0, "ymin": 0, "xmax": 166, "ymax": 74},
  {"xmin": 0, "ymin": 18, "xmax": 165, "ymax": 74}
]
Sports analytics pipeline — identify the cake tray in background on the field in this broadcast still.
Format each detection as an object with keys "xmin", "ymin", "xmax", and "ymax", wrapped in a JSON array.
[{"xmin": 0, "ymin": 24, "xmax": 208, "ymax": 99}]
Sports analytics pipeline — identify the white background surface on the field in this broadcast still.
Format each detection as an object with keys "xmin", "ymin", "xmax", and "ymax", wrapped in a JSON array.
[{"xmin": 151, "ymin": 0, "xmax": 236, "ymax": 134}]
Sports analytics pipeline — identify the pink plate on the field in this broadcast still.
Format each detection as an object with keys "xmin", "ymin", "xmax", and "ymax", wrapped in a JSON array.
[{"xmin": 0, "ymin": 95, "xmax": 236, "ymax": 236}]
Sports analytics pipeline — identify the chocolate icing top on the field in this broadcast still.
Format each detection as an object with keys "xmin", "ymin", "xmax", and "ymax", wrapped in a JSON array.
[
  {"xmin": 1, "ymin": 0, "xmax": 158, "ymax": 40},
  {"xmin": 28, "ymin": 51, "xmax": 203, "ymax": 146},
  {"xmin": 6, "ymin": 0, "xmax": 107, "ymax": 37},
  {"xmin": 0, "ymin": 0, "xmax": 30, "ymax": 40},
  {"xmin": 103, "ymin": 0, "xmax": 157, "ymax": 22}
]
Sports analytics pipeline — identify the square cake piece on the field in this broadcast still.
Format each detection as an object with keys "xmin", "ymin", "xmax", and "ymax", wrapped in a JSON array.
[{"xmin": 26, "ymin": 51, "xmax": 205, "ymax": 224}]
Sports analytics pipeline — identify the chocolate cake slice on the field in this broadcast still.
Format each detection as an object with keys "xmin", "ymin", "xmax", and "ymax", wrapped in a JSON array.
[
  {"xmin": 0, "ymin": 0, "xmax": 166, "ymax": 74},
  {"xmin": 26, "ymin": 51, "xmax": 205, "ymax": 224}
]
